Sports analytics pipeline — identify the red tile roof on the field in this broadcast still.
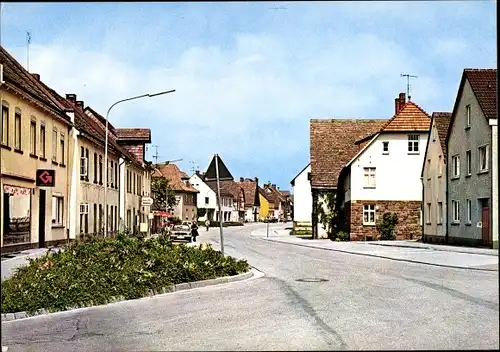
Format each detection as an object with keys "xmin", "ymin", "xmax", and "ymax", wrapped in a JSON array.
[
  {"xmin": 116, "ymin": 128, "xmax": 152, "ymax": 142},
  {"xmin": 237, "ymin": 179, "xmax": 259, "ymax": 207},
  {"xmin": 433, "ymin": 112, "xmax": 452, "ymax": 159},
  {"xmin": 310, "ymin": 118, "xmax": 388, "ymax": 188},
  {"xmin": 205, "ymin": 180, "xmax": 238, "ymax": 198},
  {"xmin": 153, "ymin": 164, "xmax": 198, "ymax": 193},
  {"xmin": 465, "ymin": 69, "xmax": 497, "ymax": 121},
  {"xmin": 378, "ymin": 101, "xmax": 431, "ymax": 132},
  {"xmin": 258, "ymin": 186, "xmax": 275, "ymax": 203}
]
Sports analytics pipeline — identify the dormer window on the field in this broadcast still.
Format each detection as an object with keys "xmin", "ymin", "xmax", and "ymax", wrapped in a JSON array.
[{"xmin": 382, "ymin": 141, "xmax": 389, "ymax": 154}]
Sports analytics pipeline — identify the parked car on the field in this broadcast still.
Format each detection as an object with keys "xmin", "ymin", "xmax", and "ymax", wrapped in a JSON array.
[{"xmin": 170, "ymin": 224, "xmax": 193, "ymax": 242}]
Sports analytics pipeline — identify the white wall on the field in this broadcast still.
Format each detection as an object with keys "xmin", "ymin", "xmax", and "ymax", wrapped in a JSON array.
[
  {"xmin": 351, "ymin": 132, "xmax": 428, "ymax": 201},
  {"xmin": 189, "ymin": 174, "xmax": 217, "ymax": 212},
  {"xmin": 292, "ymin": 164, "xmax": 312, "ymax": 224}
]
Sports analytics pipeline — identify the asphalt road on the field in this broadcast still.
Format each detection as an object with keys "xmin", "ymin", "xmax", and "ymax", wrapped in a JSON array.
[{"xmin": 2, "ymin": 223, "xmax": 499, "ymax": 351}]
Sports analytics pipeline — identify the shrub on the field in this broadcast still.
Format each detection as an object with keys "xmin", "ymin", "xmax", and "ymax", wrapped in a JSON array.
[
  {"xmin": 209, "ymin": 221, "xmax": 244, "ymax": 227},
  {"xmin": 333, "ymin": 231, "xmax": 348, "ymax": 242},
  {"xmin": 290, "ymin": 229, "xmax": 312, "ymax": 236},
  {"xmin": 1, "ymin": 236, "xmax": 250, "ymax": 314},
  {"xmin": 377, "ymin": 212, "xmax": 399, "ymax": 240}
]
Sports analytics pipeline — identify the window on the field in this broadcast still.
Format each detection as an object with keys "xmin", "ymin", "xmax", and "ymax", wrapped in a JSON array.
[
  {"xmin": 437, "ymin": 202, "xmax": 443, "ymax": 224},
  {"xmin": 205, "ymin": 197, "xmax": 209, "ymax": 205},
  {"xmin": 363, "ymin": 204, "xmax": 376, "ymax": 225},
  {"xmin": 60, "ymin": 134, "xmax": 65, "ymax": 165},
  {"xmin": 452, "ymin": 200, "xmax": 460, "ymax": 223},
  {"xmin": 14, "ymin": 110, "xmax": 21, "ymax": 150},
  {"xmin": 40, "ymin": 123, "xmax": 46, "ymax": 158},
  {"xmin": 382, "ymin": 141, "xmax": 389, "ymax": 154},
  {"xmin": 466, "ymin": 104, "xmax": 471, "ymax": 128},
  {"xmin": 99, "ymin": 155, "xmax": 103, "ymax": 184},
  {"xmin": 85, "ymin": 148, "xmax": 90, "ymax": 180},
  {"xmin": 452, "ymin": 155, "xmax": 460, "ymax": 178},
  {"xmin": 99, "ymin": 204, "xmax": 103, "ymax": 234},
  {"xmin": 478, "ymin": 145, "xmax": 488, "ymax": 172},
  {"xmin": 466, "ymin": 150, "xmax": 471, "ymax": 176},
  {"xmin": 466, "ymin": 199, "xmax": 471, "ymax": 224},
  {"xmin": 438, "ymin": 155, "xmax": 442, "ymax": 176},
  {"xmin": 109, "ymin": 161, "xmax": 113, "ymax": 187},
  {"xmin": 2, "ymin": 185, "xmax": 31, "ymax": 245},
  {"xmin": 114, "ymin": 163, "xmax": 118, "ymax": 189},
  {"xmin": 94, "ymin": 153, "xmax": 98, "ymax": 183},
  {"xmin": 363, "ymin": 167, "xmax": 376, "ymax": 188},
  {"xmin": 426, "ymin": 203, "xmax": 431, "ymax": 224},
  {"xmin": 1, "ymin": 104, "xmax": 8, "ymax": 145},
  {"xmin": 52, "ymin": 196, "xmax": 64, "ymax": 225},
  {"xmin": 80, "ymin": 147, "xmax": 88, "ymax": 178},
  {"xmin": 30, "ymin": 119, "xmax": 36, "ymax": 155},
  {"xmin": 93, "ymin": 204, "xmax": 97, "ymax": 235},
  {"xmin": 52, "ymin": 128, "xmax": 57, "ymax": 161},
  {"xmin": 427, "ymin": 159, "xmax": 431, "ymax": 180},
  {"xmin": 408, "ymin": 134, "xmax": 419, "ymax": 153}
]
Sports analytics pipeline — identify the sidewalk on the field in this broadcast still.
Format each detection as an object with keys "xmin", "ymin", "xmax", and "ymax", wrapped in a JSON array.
[{"xmin": 253, "ymin": 230, "xmax": 498, "ymax": 271}]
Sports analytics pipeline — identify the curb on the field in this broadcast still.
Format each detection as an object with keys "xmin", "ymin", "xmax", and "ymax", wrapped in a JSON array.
[
  {"xmin": 1, "ymin": 270, "xmax": 255, "ymax": 323},
  {"xmin": 368, "ymin": 242, "xmax": 499, "ymax": 257},
  {"xmin": 262, "ymin": 237, "xmax": 498, "ymax": 272}
]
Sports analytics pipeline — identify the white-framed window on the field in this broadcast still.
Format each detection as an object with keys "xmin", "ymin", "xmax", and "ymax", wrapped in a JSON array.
[
  {"xmin": 1, "ymin": 103, "xmax": 9, "ymax": 146},
  {"xmin": 478, "ymin": 145, "xmax": 488, "ymax": 172},
  {"xmin": 438, "ymin": 155, "xmax": 443, "ymax": 176},
  {"xmin": 52, "ymin": 196, "xmax": 64, "ymax": 225},
  {"xmin": 30, "ymin": 118, "xmax": 36, "ymax": 155},
  {"xmin": 363, "ymin": 204, "xmax": 376, "ymax": 225},
  {"xmin": 382, "ymin": 141, "xmax": 389, "ymax": 154},
  {"xmin": 14, "ymin": 109, "xmax": 21, "ymax": 150},
  {"xmin": 52, "ymin": 128, "xmax": 58, "ymax": 162},
  {"xmin": 426, "ymin": 203, "xmax": 431, "ymax": 224},
  {"xmin": 437, "ymin": 202, "xmax": 443, "ymax": 224},
  {"xmin": 40, "ymin": 122, "xmax": 46, "ymax": 158},
  {"xmin": 466, "ymin": 150, "xmax": 471, "ymax": 176},
  {"xmin": 363, "ymin": 167, "xmax": 376, "ymax": 188},
  {"xmin": 79, "ymin": 203, "xmax": 89, "ymax": 214},
  {"xmin": 452, "ymin": 200, "xmax": 460, "ymax": 223},
  {"xmin": 60, "ymin": 133, "xmax": 65, "ymax": 165},
  {"xmin": 466, "ymin": 104, "xmax": 471, "ymax": 128},
  {"xmin": 452, "ymin": 155, "xmax": 460, "ymax": 178},
  {"xmin": 80, "ymin": 156, "xmax": 88, "ymax": 177},
  {"xmin": 466, "ymin": 199, "xmax": 471, "ymax": 224},
  {"xmin": 408, "ymin": 134, "xmax": 419, "ymax": 153}
]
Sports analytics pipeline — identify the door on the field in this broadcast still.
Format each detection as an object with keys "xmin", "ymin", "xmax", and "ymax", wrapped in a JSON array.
[
  {"xmin": 38, "ymin": 189, "xmax": 46, "ymax": 248},
  {"xmin": 481, "ymin": 199, "xmax": 490, "ymax": 246}
]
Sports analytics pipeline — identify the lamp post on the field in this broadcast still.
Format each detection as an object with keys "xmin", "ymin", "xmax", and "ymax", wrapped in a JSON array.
[{"xmin": 104, "ymin": 89, "xmax": 175, "ymax": 237}]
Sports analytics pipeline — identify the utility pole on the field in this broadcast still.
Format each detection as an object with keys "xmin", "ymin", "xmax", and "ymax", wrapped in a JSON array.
[
  {"xmin": 189, "ymin": 161, "xmax": 197, "ymax": 175},
  {"xmin": 401, "ymin": 73, "xmax": 418, "ymax": 102},
  {"xmin": 214, "ymin": 154, "xmax": 225, "ymax": 256}
]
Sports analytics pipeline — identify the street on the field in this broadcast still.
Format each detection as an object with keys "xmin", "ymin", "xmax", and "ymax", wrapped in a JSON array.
[{"xmin": 1, "ymin": 223, "xmax": 499, "ymax": 351}]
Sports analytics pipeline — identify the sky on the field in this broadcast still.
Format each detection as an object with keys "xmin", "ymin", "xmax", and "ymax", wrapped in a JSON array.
[{"xmin": 0, "ymin": 1, "xmax": 496, "ymax": 191}]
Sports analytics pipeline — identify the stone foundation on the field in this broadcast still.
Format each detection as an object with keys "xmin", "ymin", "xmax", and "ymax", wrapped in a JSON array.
[{"xmin": 349, "ymin": 200, "xmax": 421, "ymax": 241}]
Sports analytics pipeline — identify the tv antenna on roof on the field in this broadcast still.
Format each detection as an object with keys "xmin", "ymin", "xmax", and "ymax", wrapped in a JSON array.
[
  {"xmin": 152, "ymin": 145, "xmax": 160, "ymax": 164},
  {"xmin": 401, "ymin": 73, "xmax": 418, "ymax": 102},
  {"xmin": 26, "ymin": 30, "xmax": 31, "ymax": 72}
]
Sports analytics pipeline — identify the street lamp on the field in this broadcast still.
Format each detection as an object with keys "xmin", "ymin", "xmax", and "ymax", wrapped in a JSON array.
[{"xmin": 104, "ymin": 89, "xmax": 176, "ymax": 237}]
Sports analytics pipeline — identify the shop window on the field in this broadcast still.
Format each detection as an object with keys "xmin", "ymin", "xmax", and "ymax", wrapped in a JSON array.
[{"xmin": 2, "ymin": 185, "xmax": 31, "ymax": 245}]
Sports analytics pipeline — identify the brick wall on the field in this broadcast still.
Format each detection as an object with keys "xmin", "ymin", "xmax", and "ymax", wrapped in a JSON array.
[
  {"xmin": 123, "ymin": 145, "xmax": 144, "ymax": 164},
  {"xmin": 349, "ymin": 200, "xmax": 421, "ymax": 241}
]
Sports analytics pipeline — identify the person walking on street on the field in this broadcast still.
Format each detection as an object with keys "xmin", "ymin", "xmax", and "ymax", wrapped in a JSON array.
[
  {"xmin": 205, "ymin": 219, "xmax": 210, "ymax": 231},
  {"xmin": 191, "ymin": 222, "xmax": 199, "ymax": 242}
]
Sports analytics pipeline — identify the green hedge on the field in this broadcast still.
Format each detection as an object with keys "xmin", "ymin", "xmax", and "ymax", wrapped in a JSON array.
[
  {"xmin": 209, "ymin": 221, "xmax": 244, "ymax": 227},
  {"xmin": 290, "ymin": 229, "xmax": 312, "ymax": 236},
  {"xmin": 1, "ymin": 234, "xmax": 250, "ymax": 314}
]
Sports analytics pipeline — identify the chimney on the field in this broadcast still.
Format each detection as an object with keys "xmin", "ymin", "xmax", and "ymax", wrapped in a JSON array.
[
  {"xmin": 76, "ymin": 101, "xmax": 84, "ymax": 110},
  {"xmin": 254, "ymin": 177, "xmax": 258, "ymax": 184},
  {"xmin": 66, "ymin": 94, "xmax": 77, "ymax": 103},
  {"xmin": 31, "ymin": 73, "xmax": 40, "ymax": 81},
  {"xmin": 240, "ymin": 177, "xmax": 244, "ymax": 182},
  {"xmin": 272, "ymin": 184, "xmax": 276, "ymax": 189},
  {"xmin": 395, "ymin": 93, "xmax": 406, "ymax": 114}
]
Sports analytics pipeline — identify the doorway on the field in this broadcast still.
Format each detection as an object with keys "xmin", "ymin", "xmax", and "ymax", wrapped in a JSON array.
[
  {"xmin": 38, "ymin": 189, "xmax": 46, "ymax": 248},
  {"xmin": 481, "ymin": 198, "xmax": 490, "ymax": 246}
]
